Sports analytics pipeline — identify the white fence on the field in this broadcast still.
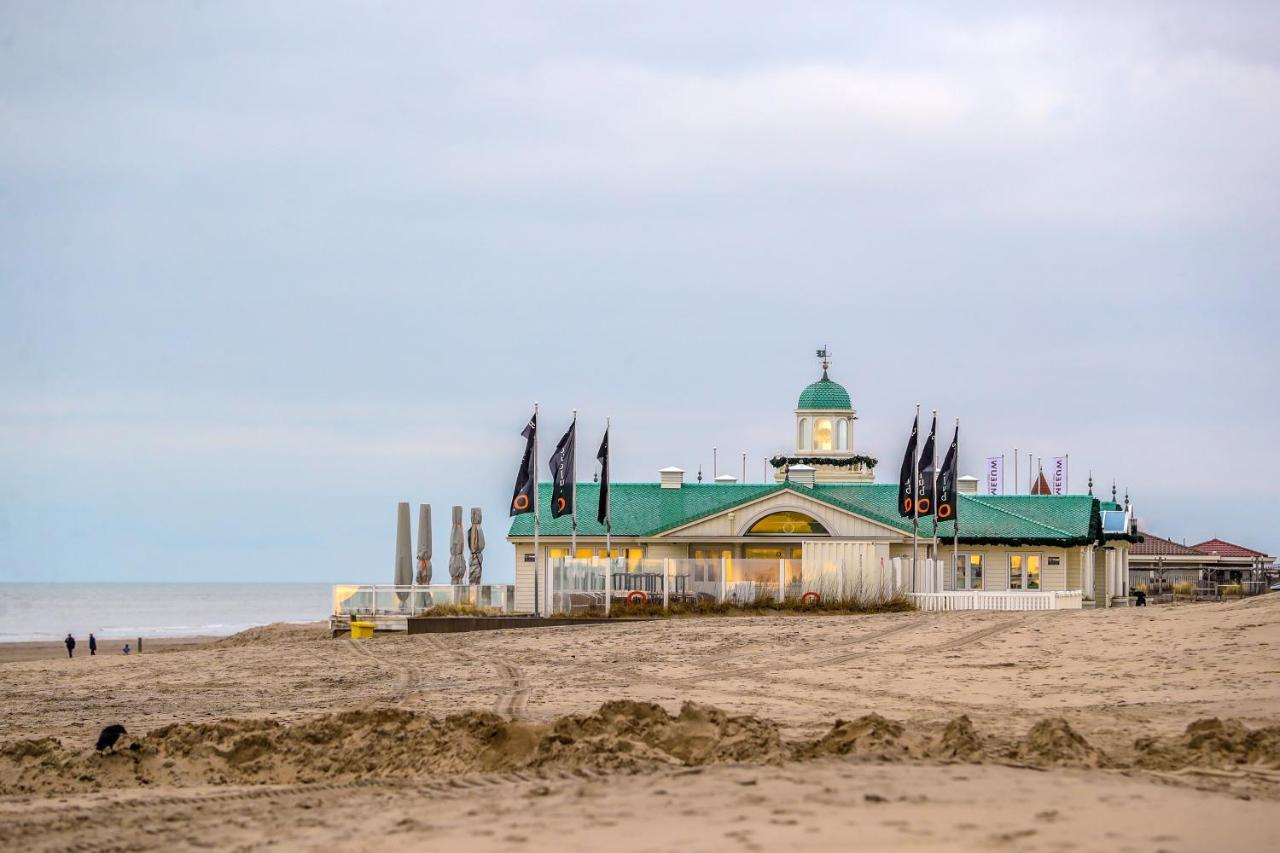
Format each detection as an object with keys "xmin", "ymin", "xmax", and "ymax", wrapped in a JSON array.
[{"xmin": 910, "ymin": 590, "xmax": 1084, "ymax": 612}]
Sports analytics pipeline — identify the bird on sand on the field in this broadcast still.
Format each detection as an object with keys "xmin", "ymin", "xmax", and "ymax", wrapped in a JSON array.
[{"xmin": 95, "ymin": 724, "xmax": 127, "ymax": 751}]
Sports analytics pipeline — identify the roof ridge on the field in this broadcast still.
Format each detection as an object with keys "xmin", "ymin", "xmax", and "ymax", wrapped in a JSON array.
[
  {"xmin": 643, "ymin": 482, "xmax": 783, "ymax": 536},
  {"xmin": 958, "ymin": 493, "xmax": 1077, "ymax": 538},
  {"xmin": 1192, "ymin": 537, "xmax": 1266, "ymax": 556}
]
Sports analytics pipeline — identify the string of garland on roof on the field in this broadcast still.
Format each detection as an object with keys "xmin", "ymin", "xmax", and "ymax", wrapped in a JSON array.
[{"xmin": 770, "ymin": 454, "xmax": 878, "ymax": 470}]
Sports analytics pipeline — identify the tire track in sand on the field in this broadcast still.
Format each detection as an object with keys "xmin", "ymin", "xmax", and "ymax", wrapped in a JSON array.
[
  {"xmin": 665, "ymin": 616, "xmax": 1024, "ymax": 687},
  {"xmin": 415, "ymin": 635, "xmax": 530, "ymax": 719}
]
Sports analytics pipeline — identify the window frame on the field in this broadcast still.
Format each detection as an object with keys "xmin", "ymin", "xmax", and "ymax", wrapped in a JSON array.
[
  {"xmin": 1008, "ymin": 552, "xmax": 1043, "ymax": 591},
  {"xmin": 954, "ymin": 552, "xmax": 984, "ymax": 590}
]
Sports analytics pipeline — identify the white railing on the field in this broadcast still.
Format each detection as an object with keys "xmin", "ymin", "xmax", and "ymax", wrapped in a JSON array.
[
  {"xmin": 910, "ymin": 590, "xmax": 1084, "ymax": 612},
  {"xmin": 332, "ymin": 584, "xmax": 516, "ymax": 617}
]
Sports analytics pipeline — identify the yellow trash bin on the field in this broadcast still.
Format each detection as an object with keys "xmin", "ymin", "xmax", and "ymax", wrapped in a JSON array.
[{"xmin": 350, "ymin": 621, "xmax": 375, "ymax": 640}]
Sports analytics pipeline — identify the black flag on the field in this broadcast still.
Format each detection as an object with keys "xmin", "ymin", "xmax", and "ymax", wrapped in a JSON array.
[
  {"xmin": 510, "ymin": 412, "xmax": 537, "ymax": 516},
  {"xmin": 549, "ymin": 418, "xmax": 576, "ymax": 519},
  {"xmin": 596, "ymin": 427, "xmax": 610, "ymax": 527},
  {"xmin": 897, "ymin": 413, "xmax": 918, "ymax": 517},
  {"xmin": 937, "ymin": 424, "xmax": 958, "ymax": 521},
  {"xmin": 916, "ymin": 414, "xmax": 937, "ymax": 518}
]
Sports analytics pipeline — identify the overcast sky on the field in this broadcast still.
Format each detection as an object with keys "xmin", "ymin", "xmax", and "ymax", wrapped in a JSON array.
[{"xmin": 2, "ymin": 1, "xmax": 1278, "ymax": 583}]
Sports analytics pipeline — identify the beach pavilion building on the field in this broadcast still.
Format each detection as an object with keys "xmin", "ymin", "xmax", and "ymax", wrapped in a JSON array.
[{"xmin": 508, "ymin": 363, "xmax": 1136, "ymax": 613}]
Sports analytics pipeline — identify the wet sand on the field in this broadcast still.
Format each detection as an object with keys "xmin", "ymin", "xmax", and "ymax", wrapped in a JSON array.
[
  {"xmin": 0, "ymin": 636, "xmax": 216, "ymax": 664},
  {"xmin": 1, "ymin": 599, "xmax": 1278, "ymax": 851}
]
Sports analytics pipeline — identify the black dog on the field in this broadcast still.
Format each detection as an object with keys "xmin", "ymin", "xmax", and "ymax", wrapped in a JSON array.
[{"xmin": 95, "ymin": 724, "xmax": 127, "ymax": 751}]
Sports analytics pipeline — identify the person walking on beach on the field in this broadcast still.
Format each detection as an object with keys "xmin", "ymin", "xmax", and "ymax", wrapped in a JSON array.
[
  {"xmin": 89, "ymin": 633, "xmax": 97, "ymax": 656},
  {"xmin": 64, "ymin": 633, "xmax": 76, "ymax": 658},
  {"xmin": 121, "ymin": 643, "xmax": 131, "ymax": 655}
]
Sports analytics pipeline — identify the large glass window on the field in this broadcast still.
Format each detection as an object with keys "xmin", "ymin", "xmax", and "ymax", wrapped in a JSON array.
[
  {"xmin": 798, "ymin": 418, "xmax": 810, "ymax": 450},
  {"xmin": 837, "ymin": 419, "xmax": 849, "ymax": 450},
  {"xmin": 954, "ymin": 553, "xmax": 984, "ymax": 590},
  {"xmin": 813, "ymin": 418, "xmax": 834, "ymax": 451},
  {"xmin": 1008, "ymin": 553, "xmax": 1041, "ymax": 590},
  {"xmin": 746, "ymin": 511, "xmax": 828, "ymax": 535}
]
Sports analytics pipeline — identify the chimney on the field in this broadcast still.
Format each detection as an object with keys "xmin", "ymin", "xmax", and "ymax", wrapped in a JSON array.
[
  {"xmin": 659, "ymin": 466, "xmax": 685, "ymax": 489},
  {"xmin": 714, "ymin": 473, "xmax": 738, "ymax": 484},
  {"xmin": 957, "ymin": 475, "xmax": 979, "ymax": 495},
  {"xmin": 789, "ymin": 464, "xmax": 815, "ymax": 488}
]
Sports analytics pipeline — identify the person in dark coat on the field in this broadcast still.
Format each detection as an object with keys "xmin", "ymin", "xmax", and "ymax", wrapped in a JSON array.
[
  {"xmin": 89, "ymin": 633, "xmax": 97, "ymax": 655},
  {"xmin": 64, "ymin": 634, "xmax": 75, "ymax": 658}
]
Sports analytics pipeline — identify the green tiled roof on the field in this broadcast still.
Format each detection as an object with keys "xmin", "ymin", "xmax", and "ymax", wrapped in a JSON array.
[
  {"xmin": 508, "ymin": 483, "xmax": 782, "ymax": 538},
  {"xmin": 508, "ymin": 482, "xmax": 1105, "ymax": 546},
  {"xmin": 797, "ymin": 377, "xmax": 851, "ymax": 410}
]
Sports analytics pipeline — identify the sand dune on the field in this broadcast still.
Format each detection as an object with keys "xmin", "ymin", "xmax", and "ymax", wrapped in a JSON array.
[{"xmin": 2, "ymin": 596, "xmax": 1279, "ymax": 850}]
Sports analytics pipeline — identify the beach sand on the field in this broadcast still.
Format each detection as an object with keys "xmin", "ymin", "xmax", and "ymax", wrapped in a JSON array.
[{"xmin": 1, "ymin": 598, "xmax": 1278, "ymax": 850}]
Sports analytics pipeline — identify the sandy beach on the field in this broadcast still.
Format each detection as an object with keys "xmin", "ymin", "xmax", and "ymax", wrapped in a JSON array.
[{"xmin": 2, "ymin": 599, "xmax": 1278, "ymax": 851}]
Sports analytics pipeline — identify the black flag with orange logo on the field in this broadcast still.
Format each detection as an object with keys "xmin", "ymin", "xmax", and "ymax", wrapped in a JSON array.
[
  {"xmin": 936, "ymin": 424, "xmax": 958, "ymax": 522},
  {"xmin": 897, "ymin": 413, "xmax": 918, "ymax": 517},
  {"xmin": 596, "ymin": 427, "xmax": 610, "ymax": 527},
  {"xmin": 916, "ymin": 414, "xmax": 936, "ymax": 518},
  {"xmin": 509, "ymin": 412, "xmax": 537, "ymax": 516},
  {"xmin": 549, "ymin": 418, "xmax": 576, "ymax": 519}
]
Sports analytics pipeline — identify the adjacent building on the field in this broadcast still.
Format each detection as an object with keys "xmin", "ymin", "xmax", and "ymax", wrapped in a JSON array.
[{"xmin": 1129, "ymin": 534, "xmax": 1275, "ymax": 593}]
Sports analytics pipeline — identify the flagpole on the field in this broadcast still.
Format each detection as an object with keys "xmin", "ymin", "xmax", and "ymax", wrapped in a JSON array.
[
  {"xmin": 912, "ymin": 404, "xmax": 920, "ymax": 581},
  {"xmin": 571, "ymin": 409, "xmax": 578, "ymax": 560},
  {"xmin": 1014, "ymin": 448, "xmax": 1018, "ymax": 495},
  {"xmin": 953, "ymin": 418, "xmax": 959, "ymax": 578},
  {"xmin": 604, "ymin": 416, "xmax": 611, "ymax": 561},
  {"xmin": 931, "ymin": 408, "xmax": 939, "ymax": 560},
  {"xmin": 533, "ymin": 401, "xmax": 541, "ymax": 617}
]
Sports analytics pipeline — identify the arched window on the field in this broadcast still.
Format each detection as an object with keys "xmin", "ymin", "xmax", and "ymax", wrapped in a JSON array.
[
  {"xmin": 747, "ymin": 511, "xmax": 829, "ymax": 535},
  {"xmin": 836, "ymin": 419, "xmax": 849, "ymax": 450},
  {"xmin": 798, "ymin": 418, "xmax": 810, "ymax": 450},
  {"xmin": 813, "ymin": 418, "xmax": 833, "ymax": 451}
]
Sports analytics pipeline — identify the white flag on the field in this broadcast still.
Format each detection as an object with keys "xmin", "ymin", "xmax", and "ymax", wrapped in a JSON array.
[
  {"xmin": 1050, "ymin": 456, "xmax": 1068, "ymax": 495},
  {"xmin": 985, "ymin": 456, "xmax": 1003, "ymax": 495}
]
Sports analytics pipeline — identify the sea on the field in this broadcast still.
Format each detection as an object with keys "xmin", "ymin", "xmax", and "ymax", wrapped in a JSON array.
[{"xmin": 0, "ymin": 584, "xmax": 332, "ymax": 644}]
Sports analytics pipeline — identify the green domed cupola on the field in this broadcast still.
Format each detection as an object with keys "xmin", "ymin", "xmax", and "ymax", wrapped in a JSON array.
[
  {"xmin": 782, "ymin": 348, "xmax": 873, "ymax": 482},
  {"xmin": 797, "ymin": 375, "xmax": 852, "ymax": 411}
]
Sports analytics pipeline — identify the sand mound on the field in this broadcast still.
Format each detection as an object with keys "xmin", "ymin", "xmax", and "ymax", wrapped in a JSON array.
[
  {"xmin": 214, "ymin": 622, "xmax": 330, "ymax": 647},
  {"xmin": 1134, "ymin": 718, "xmax": 1280, "ymax": 771},
  {"xmin": 797, "ymin": 713, "xmax": 987, "ymax": 763},
  {"xmin": 1012, "ymin": 718, "xmax": 1108, "ymax": 767},
  {"xmin": 0, "ymin": 701, "xmax": 784, "ymax": 795},
  {"xmin": 11, "ymin": 704, "xmax": 1277, "ymax": 796},
  {"xmin": 933, "ymin": 715, "xmax": 985, "ymax": 761},
  {"xmin": 798, "ymin": 713, "xmax": 914, "ymax": 761}
]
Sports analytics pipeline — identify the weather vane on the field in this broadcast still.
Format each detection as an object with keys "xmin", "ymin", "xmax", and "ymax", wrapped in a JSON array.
[{"xmin": 816, "ymin": 345, "xmax": 830, "ymax": 378}]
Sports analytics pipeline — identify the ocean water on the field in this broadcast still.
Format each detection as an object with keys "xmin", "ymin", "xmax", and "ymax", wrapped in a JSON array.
[{"xmin": 0, "ymin": 584, "xmax": 332, "ymax": 643}]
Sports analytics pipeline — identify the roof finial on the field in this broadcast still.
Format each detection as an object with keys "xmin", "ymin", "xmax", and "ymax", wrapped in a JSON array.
[
  {"xmin": 697, "ymin": 465, "xmax": 703, "ymax": 483},
  {"xmin": 816, "ymin": 345, "xmax": 830, "ymax": 380},
  {"xmin": 1124, "ymin": 488, "xmax": 1130, "ymax": 509},
  {"xmin": 1111, "ymin": 480, "xmax": 1117, "ymax": 502},
  {"xmin": 1087, "ymin": 471, "xmax": 1094, "ymax": 496}
]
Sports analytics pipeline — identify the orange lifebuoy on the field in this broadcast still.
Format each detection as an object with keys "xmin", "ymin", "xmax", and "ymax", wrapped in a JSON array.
[
  {"xmin": 626, "ymin": 590, "xmax": 648, "ymax": 605},
  {"xmin": 801, "ymin": 591, "xmax": 821, "ymax": 605}
]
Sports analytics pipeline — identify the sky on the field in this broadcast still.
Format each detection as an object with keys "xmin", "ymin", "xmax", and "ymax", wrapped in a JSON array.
[{"xmin": 2, "ymin": 1, "xmax": 1279, "ymax": 584}]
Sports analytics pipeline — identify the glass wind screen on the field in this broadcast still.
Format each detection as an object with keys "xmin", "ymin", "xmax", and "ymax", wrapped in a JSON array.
[
  {"xmin": 1027, "ymin": 555, "xmax": 1041, "ymax": 589},
  {"xmin": 1009, "ymin": 554, "xmax": 1023, "ymax": 590}
]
